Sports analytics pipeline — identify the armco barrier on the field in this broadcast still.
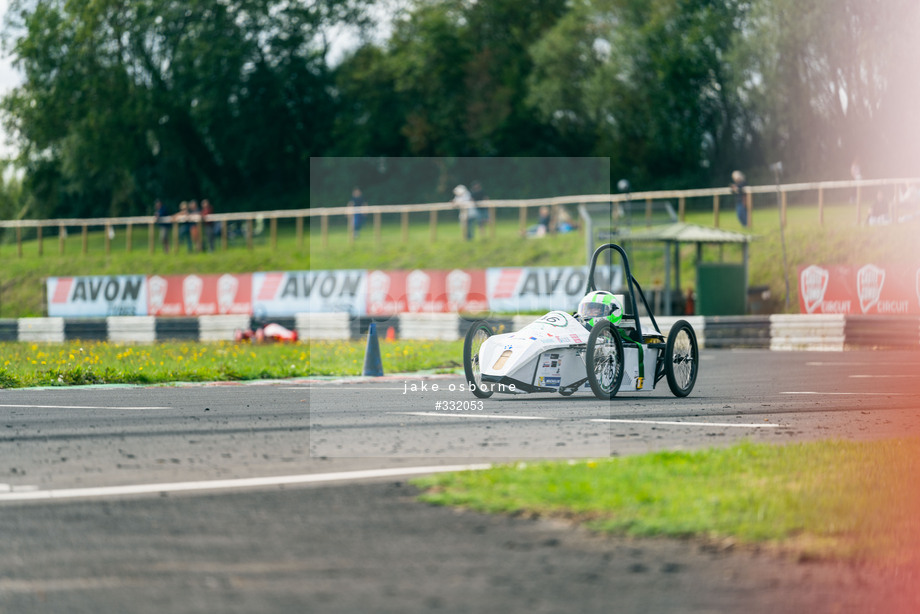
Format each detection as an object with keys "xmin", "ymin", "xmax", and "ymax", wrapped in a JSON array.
[
  {"xmin": 0, "ymin": 315, "xmax": 919, "ymax": 350},
  {"xmin": 844, "ymin": 316, "xmax": 920, "ymax": 349},
  {"xmin": 703, "ymin": 316, "xmax": 771, "ymax": 349}
]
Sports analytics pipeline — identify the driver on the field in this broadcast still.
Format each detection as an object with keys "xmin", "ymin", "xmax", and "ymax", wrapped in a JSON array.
[{"xmin": 575, "ymin": 290, "xmax": 623, "ymax": 330}]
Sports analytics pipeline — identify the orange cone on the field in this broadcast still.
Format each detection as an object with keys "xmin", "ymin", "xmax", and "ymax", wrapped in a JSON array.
[{"xmin": 386, "ymin": 326, "xmax": 396, "ymax": 342}]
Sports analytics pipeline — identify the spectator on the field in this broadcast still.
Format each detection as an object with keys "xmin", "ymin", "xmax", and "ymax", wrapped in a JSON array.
[
  {"xmin": 348, "ymin": 187, "xmax": 367, "ymax": 239},
  {"xmin": 731, "ymin": 170, "xmax": 748, "ymax": 227},
  {"xmin": 523, "ymin": 206, "xmax": 552, "ymax": 238},
  {"xmin": 154, "ymin": 199, "xmax": 170, "ymax": 253},
  {"xmin": 188, "ymin": 200, "xmax": 201, "ymax": 251},
  {"xmin": 555, "ymin": 206, "xmax": 578, "ymax": 233},
  {"xmin": 201, "ymin": 198, "xmax": 216, "ymax": 251},
  {"xmin": 453, "ymin": 184, "xmax": 480, "ymax": 240},
  {"xmin": 175, "ymin": 201, "xmax": 190, "ymax": 251}
]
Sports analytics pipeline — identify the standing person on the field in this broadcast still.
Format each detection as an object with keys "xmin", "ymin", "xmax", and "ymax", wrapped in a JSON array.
[
  {"xmin": 175, "ymin": 201, "xmax": 190, "ymax": 251},
  {"xmin": 188, "ymin": 200, "xmax": 201, "ymax": 251},
  {"xmin": 453, "ymin": 184, "xmax": 480, "ymax": 240},
  {"xmin": 154, "ymin": 199, "xmax": 171, "ymax": 253},
  {"xmin": 731, "ymin": 170, "xmax": 748, "ymax": 227},
  {"xmin": 348, "ymin": 187, "xmax": 367, "ymax": 239},
  {"xmin": 200, "ymin": 198, "xmax": 216, "ymax": 251}
]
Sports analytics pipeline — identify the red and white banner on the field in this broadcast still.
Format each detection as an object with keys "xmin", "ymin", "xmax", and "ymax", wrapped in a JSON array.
[
  {"xmin": 147, "ymin": 274, "xmax": 252, "ymax": 316},
  {"xmin": 251, "ymin": 270, "xmax": 366, "ymax": 317},
  {"xmin": 366, "ymin": 269, "xmax": 488, "ymax": 316},
  {"xmin": 799, "ymin": 264, "xmax": 920, "ymax": 315},
  {"xmin": 487, "ymin": 265, "xmax": 623, "ymax": 313}
]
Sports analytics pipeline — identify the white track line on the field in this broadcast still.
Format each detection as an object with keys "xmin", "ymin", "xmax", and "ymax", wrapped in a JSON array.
[
  {"xmin": 590, "ymin": 419, "xmax": 783, "ymax": 429},
  {"xmin": 0, "ymin": 404, "xmax": 170, "ymax": 410},
  {"xmin": 394, "ymin": 411, "xmax": 548, "ymax": 420},
  {"xmin": 0, "ymin": 464, "xmax": 492, "ymax": 503}
]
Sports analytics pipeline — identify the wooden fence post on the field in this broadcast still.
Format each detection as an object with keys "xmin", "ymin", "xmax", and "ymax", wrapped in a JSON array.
[
  {"xmin": 678, "ymin": 195, "xmax": 686, "ymax": 222},
  {"xmin": 296, "ymin": 215, "xmax": 304, "ymax": 250},
  {"xmin": 320, "ymin": 214, "xmax": 328, "ymax": 249},
  {"xmin": 270, "ymin": 217, "xmax": 278, "ymax": 251},
  {"xmin": 16, "ymin": 227, "xmax": 22, "ymax": 258},
  {"xmin": 429, "ymin": 210, "xmax": 438, "ymax": 242},
  {"xmin": 746, "ymin": 192, "xmax": 753, "ymax": 230},
  {"xmin": 126, "ymin": 223, "xmax": 133, "ymax": 252},
  {"xmin": 645, "ymin": 198, "xmax": 653, "ymax": 227},
  {"xmin": 82, "ymin": 225, "xmax": 88, "ymax": 255},
  {"xmin": 148, "ymin": 222, "xmax": 155, "ymax": 254},
  {"xmin": 374, "ymin": 211, "xmax": 382, "ymax": 245},
  {"xmin": 519, "ymin": 205, "xmax": 527, "ymax": 235},
  {"xmin": 37, "ymin": 226, "xmax": 43, "ymax": 256},
  {"xmin": 59, "ymin": 225, "xmax": 66, "ymax": 255},
  {"xmin": 221, "ymin": 220, "xmax": 228, "ymax": 251},
  {"xmin": 246, "ymin": 218, "xmax": 254, "ymax": 250},
  {"xmin": 713, "ymin": 194, "xmax": 720, "ymax": 228},
  {"xmin": 818, "ymin": 186, "xmax": 824, "ymax": 225},
  {"xmin": 104, "ymin": 224, "xmax": 111, "ymax": 255},
  {"xmin": 855, "ymin": 184, "xmax": 862, "ymax": 224},
  {"xmin": 401, "ymin": 210, "xmax": 409, "ymax": 243}
]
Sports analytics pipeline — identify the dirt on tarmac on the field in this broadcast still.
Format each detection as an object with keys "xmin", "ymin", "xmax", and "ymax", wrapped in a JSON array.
[{"xmin": 2, "ymin": 480, "xmax": 918, "ymax": 614}]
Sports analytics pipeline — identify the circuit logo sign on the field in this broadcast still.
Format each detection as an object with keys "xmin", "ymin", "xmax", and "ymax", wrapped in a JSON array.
[
  {"xmin": 799, "ymin": 265, "xmax": 829, "ymax": 314},
  {"xmin": 856, "ymin": 265, "xmax": 885, "ymax": 313}
]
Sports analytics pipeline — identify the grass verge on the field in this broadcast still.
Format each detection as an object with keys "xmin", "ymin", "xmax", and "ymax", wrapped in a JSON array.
[
  {"xmin": 414, "ymin": 439, "xmax": 920, "ymax": 562},
  {"xmin": 0, "ymin": 339, "xmax": 463, "ymax": 387}
]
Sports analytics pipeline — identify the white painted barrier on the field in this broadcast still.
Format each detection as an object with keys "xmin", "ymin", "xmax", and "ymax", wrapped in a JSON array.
[
  {"xmin": 107, "ymin": 316, "xmax": 156, "ymax": 343},
  {"xmin": 18, "ymin": 317, "xmax": 65, "ymax": 343},
  {"xmin": 298, "ymin": 313, "xmax": 350, "ymax": 340},
  {"xmin": 199, "ymin": 315, "xmax": 252, "ymax": 342},
  {"xmin": 770, "ymin": 314, "xmax": 845, "ymax": 351},
  {"xmin": 399, "ymin": 313, "xmax": 460, "ymax": 340}
]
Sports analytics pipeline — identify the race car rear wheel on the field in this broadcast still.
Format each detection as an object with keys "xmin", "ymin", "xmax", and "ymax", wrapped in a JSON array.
[
  {"xmin": 586, "ymin": 320, "xmax": 624, "ymax": 400},
  {"xmin": 463, "ymin": 321, "xmax": 494, "ymax": 399},
  {"xmin": 665, "ymin": 320, "xmax": 698, "ymax": 397}
]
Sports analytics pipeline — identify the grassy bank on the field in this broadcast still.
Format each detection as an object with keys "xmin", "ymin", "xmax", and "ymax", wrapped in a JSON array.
[
  {"xmin": 414, "ymin": 439, "xmax": 920, "ymax": 562},
  {"xmin": 1, "ymin": 198, "xmax": 917, "ymax": 317},
  {"xmin": 0, "ymin": 339, "xmax": 463, "ymax": 388}
]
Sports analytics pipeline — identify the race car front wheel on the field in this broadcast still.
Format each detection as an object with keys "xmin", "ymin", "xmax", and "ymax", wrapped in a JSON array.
[
  {"xmin": 463, "ymin": 320, "xmax": 494, "ymax": 399},
  {"xmin": 665, "ymin": 320, "xmax": 699, "ymax": 397},
  {"xmin": 586, "ymin": 320, "xmax": 624, "ymax": 400}
]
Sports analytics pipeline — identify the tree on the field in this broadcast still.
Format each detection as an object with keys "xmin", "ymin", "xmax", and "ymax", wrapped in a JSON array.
[{"xmin": 1, "ymin": 0, "xmax": 372, "ymax": 218}]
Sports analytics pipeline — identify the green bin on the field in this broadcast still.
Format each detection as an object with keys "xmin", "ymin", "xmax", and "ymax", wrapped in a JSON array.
[{"xmin": 696, "ymin": 263, "xmax": 746, "ymax": 315}]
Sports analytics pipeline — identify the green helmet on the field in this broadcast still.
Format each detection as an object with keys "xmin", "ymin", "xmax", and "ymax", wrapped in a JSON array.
[{"xmin": 577, "ymin": 290, "xmax": 623, "ymax": 327}]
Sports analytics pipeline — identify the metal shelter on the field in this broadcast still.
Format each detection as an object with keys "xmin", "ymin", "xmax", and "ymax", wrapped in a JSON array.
[{"xmin": 615, "ymin": 223, "xmax": 756, "ymax": 316}]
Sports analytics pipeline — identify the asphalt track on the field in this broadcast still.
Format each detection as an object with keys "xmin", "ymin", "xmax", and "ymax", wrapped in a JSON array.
[{"xmin": 1, "ymin": 349, "xmax": 919, "ymax": 612}]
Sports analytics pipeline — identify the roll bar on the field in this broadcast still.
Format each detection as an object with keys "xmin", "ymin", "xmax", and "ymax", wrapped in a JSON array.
[{"xmin": 585, "ymin": 243, "xmax": 661, "ymax": 336}]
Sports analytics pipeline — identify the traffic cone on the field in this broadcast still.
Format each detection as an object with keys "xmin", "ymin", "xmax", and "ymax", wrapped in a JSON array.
[
  {"xmin": 386, "ymin": 326, "xmax": 396, "ymax": 342},
  {"xmin": 362, "ymin": 322, "xmax": 384, "ymax": 376}
]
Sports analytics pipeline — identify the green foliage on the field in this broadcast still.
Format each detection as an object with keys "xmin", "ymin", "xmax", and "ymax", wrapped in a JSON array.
[
  {"xmin": 415, "ymin": 438, "xmax": 920, "ymax": 560},
  {"xmin": 0, "ymin": 339, "xmax": 463, "ymax": 388},
  {"xmin": 1, "ymin": 0, "xmax": 917, "ymax": 216}
]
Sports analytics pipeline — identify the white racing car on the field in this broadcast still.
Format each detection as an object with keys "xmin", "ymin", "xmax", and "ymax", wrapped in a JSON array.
[{"xmin": 463, "ymin": 243, "xmax": 698, "ymax": 400}]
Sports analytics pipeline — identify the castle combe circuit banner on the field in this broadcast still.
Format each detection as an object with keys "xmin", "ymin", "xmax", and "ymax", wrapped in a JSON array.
[
  {"xmin": 48, "ymin": 266, "xmax": 624, "ymax": 317},
  {"xmin": 799, "ymin": 264, "xmax": 920, "ymax": 315}
]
